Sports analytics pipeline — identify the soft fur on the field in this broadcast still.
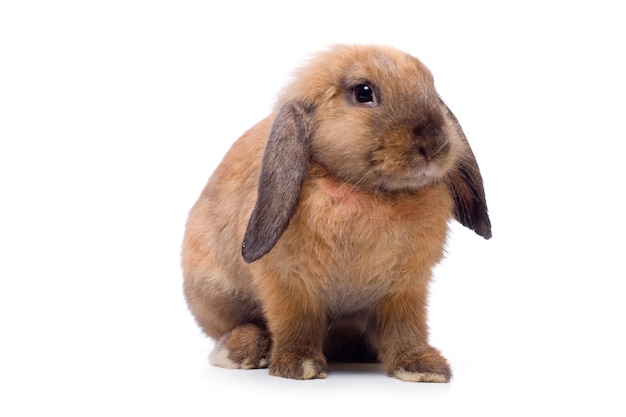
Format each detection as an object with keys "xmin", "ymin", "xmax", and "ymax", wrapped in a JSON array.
[{"xmin": 182, "ymin": 44, "xmax": 491, "ymax": 382}]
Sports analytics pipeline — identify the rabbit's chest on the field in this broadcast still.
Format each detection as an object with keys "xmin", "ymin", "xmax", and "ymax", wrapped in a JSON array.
[{"xmin": 280, "ymin": 178, "xmax": 452, "ymax": 310}]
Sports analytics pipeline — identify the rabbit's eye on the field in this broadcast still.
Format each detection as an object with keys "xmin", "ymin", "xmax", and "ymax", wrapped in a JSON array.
[{"xmin": 355, "ymin": 84, "xmax": 374, "ymax": 103}]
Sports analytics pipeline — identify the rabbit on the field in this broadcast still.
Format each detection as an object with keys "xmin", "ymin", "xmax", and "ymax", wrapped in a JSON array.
[{"xmin": 182, "ymin": 44, "xmax": 491, "ymax": 382}]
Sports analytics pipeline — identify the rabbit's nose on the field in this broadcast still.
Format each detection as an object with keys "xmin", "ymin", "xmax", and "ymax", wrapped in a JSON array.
[{"xmin": 413, "ymin": 123, "xmax": 449, "ymax": 161}]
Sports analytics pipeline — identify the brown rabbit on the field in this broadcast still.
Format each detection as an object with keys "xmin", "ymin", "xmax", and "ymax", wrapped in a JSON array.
[{"xmin": 182, "ymin": 44, "xmax": 491, "ymax": 382}]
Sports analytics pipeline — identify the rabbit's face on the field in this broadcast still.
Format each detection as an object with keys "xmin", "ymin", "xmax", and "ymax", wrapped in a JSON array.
[{"xmin": 304, "ymin": 46, "xmax": 463, "ymax": 192}]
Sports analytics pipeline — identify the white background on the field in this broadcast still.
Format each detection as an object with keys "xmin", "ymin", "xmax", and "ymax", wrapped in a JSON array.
[{"xmin": 1, "ymin": 0, "xmax": 625, "ymax": 416}]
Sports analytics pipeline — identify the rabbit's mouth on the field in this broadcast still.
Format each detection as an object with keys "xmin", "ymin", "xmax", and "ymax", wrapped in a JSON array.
[
  {"xmin": 366, "ymin": 151, "xmax": 449, "ymax": 192},
  {"xmin": 371, "ymin": 167, "xmax": 442, "ymax": 192}
]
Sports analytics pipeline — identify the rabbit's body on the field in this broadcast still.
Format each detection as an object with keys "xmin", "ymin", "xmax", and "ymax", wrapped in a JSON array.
[{"xmin": 182, "ymin": 45, "xmax": 490, "ymax": 382}]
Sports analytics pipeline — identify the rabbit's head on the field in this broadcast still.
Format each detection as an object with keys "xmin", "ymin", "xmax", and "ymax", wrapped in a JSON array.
[{"xmin": 242, "ymin": 45, "xmax": 491, "ymax": 262}]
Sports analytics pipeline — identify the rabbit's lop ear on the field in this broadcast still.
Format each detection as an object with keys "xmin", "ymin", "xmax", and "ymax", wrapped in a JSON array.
[
  {"xmin": 443, "ymin": 103, "xmax": 492, "ymax": 239},
  {"xmin": 242, "ymin": 102, "xmax": 315, "ymax": 263}
]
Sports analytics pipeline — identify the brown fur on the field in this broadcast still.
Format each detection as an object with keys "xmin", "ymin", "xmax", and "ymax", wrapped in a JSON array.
[{"xmin": 182, "ymin": 45, "xmax": 491, "ymax": 382}]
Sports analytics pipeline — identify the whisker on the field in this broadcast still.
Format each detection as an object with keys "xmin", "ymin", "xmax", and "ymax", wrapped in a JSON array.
[{"xmin": 337, "ymin": 169, "xmax": 376, "ymax": 205}]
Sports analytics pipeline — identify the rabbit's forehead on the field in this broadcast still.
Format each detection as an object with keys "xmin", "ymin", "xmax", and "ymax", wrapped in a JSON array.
[{"xmin": 341, "ymin": 51, "xmax": 435, "ymax": 98}]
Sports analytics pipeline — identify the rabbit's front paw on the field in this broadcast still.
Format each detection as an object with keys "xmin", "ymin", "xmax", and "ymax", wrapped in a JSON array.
[
  {"xmin": 389, "ymin": 346, "xmax": 452, "ymax": 383},
  {"xmin": 269, "ymin": 349, "xmax": 327, "ymax": 380}
]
